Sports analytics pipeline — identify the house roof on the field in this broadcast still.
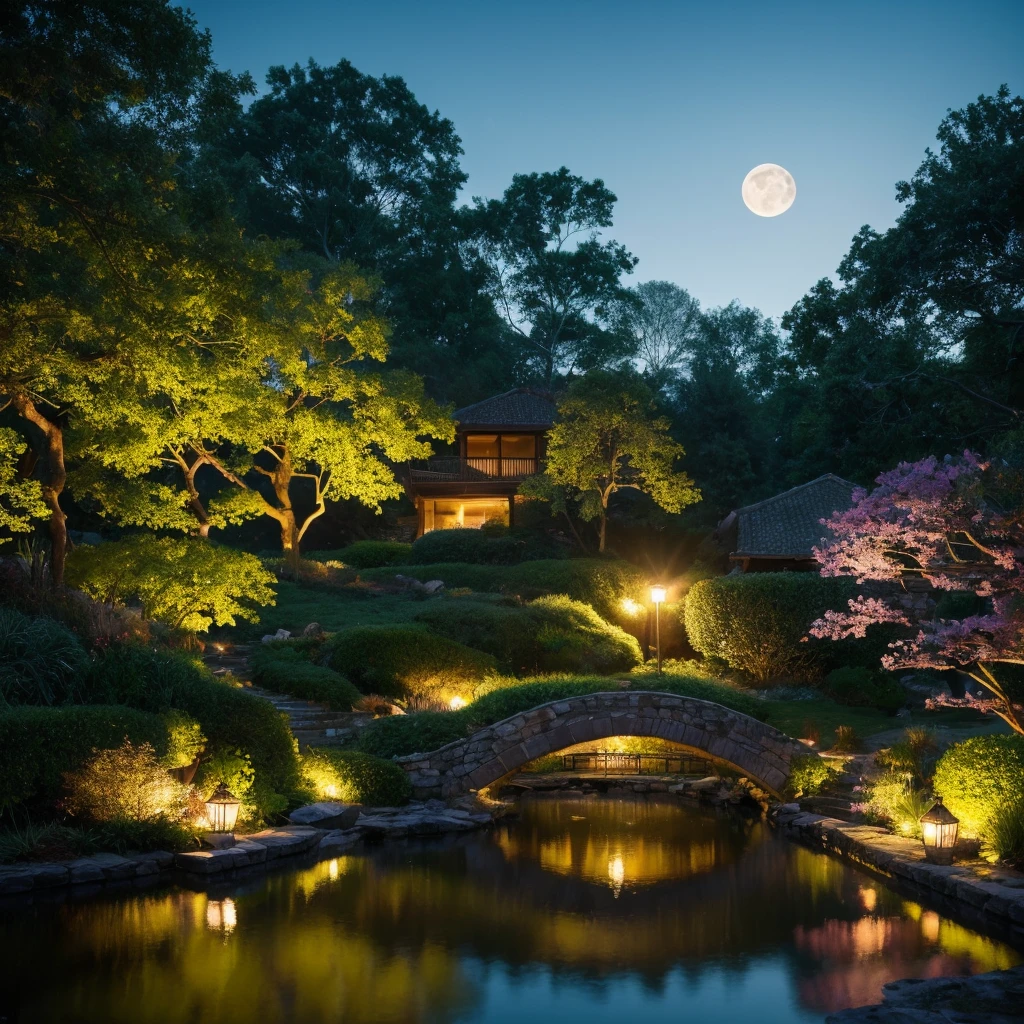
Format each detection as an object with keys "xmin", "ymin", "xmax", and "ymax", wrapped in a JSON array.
[
  {"xmin": 727, "ymin": 474, "xmax": 858, "ymax": 558},
  {"xmin": 453, "ymin": 388, "xmax": 557, "ymax": 431}
]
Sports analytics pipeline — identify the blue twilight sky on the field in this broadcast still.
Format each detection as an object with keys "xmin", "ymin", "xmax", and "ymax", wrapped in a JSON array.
[{"xmin": 185, "ymin": 0, "xmax": 1023, "ymax": 321}]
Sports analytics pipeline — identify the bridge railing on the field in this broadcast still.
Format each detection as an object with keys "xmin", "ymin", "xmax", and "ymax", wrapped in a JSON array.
[{"xmin": 560, "ymin": 752, "xmax": 714, "ymax": 776}]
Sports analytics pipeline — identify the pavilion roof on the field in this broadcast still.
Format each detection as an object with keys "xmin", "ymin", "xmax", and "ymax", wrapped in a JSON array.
[{"xmin": 453, "ymin": 388, "xmax": 557, "ymax": 431}]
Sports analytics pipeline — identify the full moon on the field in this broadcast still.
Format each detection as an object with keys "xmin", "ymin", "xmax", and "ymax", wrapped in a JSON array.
[{"xmin": 741, "ymin": 163, "xmax": 796, "ymax": 217}]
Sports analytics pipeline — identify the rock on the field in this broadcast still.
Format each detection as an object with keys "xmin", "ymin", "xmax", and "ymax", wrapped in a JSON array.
[
  {"xmin": 288, "ymin": 802, "xmax": 361, "ymax": 831},
  {"xmin": 302, "ymin": 622, "xmax": 325, "ymax": 638},
  {"xmin": 0, "ymin": 866, "xmax": 44, "ymax": 895},
  {"xmin": 319, "ymin": 830, "xmax": 361, "ymax": 853},
  {"xmin": 261, "ymin": 628, "xmax": 292, "ymax": 643},
  {"xmin": 422, "ymin": 580, "xmax": 445, "ymax": 594}
]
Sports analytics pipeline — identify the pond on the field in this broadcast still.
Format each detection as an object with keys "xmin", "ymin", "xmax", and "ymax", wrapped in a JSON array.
[{"xmin": 0, "ymin": 795, "xmax": 1019, "ymax": 1024}]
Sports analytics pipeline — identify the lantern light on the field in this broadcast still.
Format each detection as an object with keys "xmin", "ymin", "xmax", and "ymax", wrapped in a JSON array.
[
  {"xmin": 920, "ymin": 797, "xmax": 959, "ymax": 864},
  {"xmin": 650, "ymin": 586, "xmax": 666, "ymax": 604},
  {"xmin": 205, "ymin": 783, "xmax": 241, "ymax": 836}
]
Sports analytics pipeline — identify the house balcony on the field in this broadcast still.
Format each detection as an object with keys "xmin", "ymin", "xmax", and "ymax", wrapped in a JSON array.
[{"xmin": 407, "ymin": 456, "xmax": 540, "ymax": 483}]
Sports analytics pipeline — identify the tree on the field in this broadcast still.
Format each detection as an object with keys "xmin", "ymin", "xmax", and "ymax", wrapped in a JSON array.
[
  {"xmin": 808, "ymin": 452, "xmax": 1024, "ymax": 734},
  {"xmin": 0, "ymin": 429, "xmax": 47, "ymax": 542},
  {"xmin": 0, "ymin": 0, "xmax": 248, "ymax": 586},
  {"xmin": 525, "ymin": 369, "xmax": 700, "ymax": 551},
  {"xmin": 618, "ymin": 281, "xmax": 702, "ymax": 386},
  {"xmin": 465, "ymin": 168, "xmax": 638, "ymax": 387}
]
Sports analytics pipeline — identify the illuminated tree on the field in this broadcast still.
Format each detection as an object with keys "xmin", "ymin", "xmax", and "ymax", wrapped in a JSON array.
[
  {"xmin": 809, "ymin": 452, "xmax": 1024, "ymax": 734},
  {"xmin": 525, "ymin": 369, "xmax": 700, "ymax": 552},
  {"xmin": 0, "ymin": 430, "xmax": 47, "ymax": 542}
]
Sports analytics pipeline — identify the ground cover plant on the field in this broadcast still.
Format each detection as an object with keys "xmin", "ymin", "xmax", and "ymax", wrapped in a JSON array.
[
  {"xmin": 302, "ymin": 749, "xmax": 412, "ymax": 806},
  {"xmin": 408, "ymin": 527, "xmax": 565, "ymax": 565},
  {"xmin": 249, "ymin": 644, "xmax": 361, "ymax": 710},
  {"xmin": 309, "ymin": 541, "xmax": 412, "ymax": 568},
  {"xmin": 0, "ymin": 608, "xmax": 90, "ymax": 706}
]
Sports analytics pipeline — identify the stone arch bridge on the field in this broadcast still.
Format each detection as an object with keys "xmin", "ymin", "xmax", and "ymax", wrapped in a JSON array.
[{"xmin": 397, "ymin": 691, "xmax": 807, "ymax": 801}]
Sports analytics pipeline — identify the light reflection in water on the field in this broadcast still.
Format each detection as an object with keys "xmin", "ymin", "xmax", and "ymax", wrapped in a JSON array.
[{"xmin": 0, "ymin": 794, "xmax": 1017, "ymax": 1024}]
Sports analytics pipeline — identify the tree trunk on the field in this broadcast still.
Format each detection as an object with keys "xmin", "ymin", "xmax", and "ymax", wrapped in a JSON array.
[
  {"xmin": 598, "ymin": 512, "xmax": 607, "ymax": 553},
  {"xmin": 268, "ymin": 450, "xmax": 301, "ymax": 576},
  {"xmin": 11, "ymin": 395, "xmax": 67, "ymax": 589}
]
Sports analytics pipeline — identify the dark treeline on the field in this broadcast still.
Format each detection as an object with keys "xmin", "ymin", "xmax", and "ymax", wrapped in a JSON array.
[{"xmin": 2, "ymin": 0, "xmax": 1023, "ymax": 565}]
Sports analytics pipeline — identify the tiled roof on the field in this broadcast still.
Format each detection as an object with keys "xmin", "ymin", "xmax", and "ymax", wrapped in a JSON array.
[
  {"xmin": 453, "ymin": 388, "xmax": 557, "ymax": 430},
  {"xmin": 733, "ymin": 474, "xmax": 857, "ymax": 558}
]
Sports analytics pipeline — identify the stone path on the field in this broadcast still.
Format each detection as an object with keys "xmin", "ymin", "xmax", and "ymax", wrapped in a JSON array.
[{"xmin": 203, "ymin": 642, "xmax": 370, "ymax": 749}]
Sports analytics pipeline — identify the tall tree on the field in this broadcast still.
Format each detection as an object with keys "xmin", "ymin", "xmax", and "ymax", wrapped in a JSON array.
[
  {"xmin": 0, "ymin": 0, "xmax": 248, "ymax": 585},
  {"xmin": 465, "ymin": 167, "xmax": 638, "ymax": 387},
  {"xmin": 524, "ymin": 369, "xmax": 700, "ymax": 551},
  {"xmin": 618, "ymin": 281, "xmax": 702, "ymax": 386}
]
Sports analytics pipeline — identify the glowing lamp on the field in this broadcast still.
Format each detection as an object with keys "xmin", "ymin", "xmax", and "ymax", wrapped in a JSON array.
[
  {"xmin": 650, "ymin": 586, "xmax": 666, "ymax": 604},
  {"xmin": 449, "ymin": 696, "xmax": 467, "ymax": 711},
  {"xmin": 920, "ymin": 797, "xmax": 959, "ymax": 864},
  {"xmin": 205, "ymin": 784, "xmax": 241, "ymax": 835}
]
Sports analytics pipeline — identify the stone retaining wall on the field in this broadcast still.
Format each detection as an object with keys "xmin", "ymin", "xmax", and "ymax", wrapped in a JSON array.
[{"xmin": 397, "ymin": 691, "xmax": 808, "ymax": 799}]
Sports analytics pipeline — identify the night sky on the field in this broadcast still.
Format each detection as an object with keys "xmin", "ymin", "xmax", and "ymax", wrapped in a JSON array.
[{"xmin": 185, "ymin": 0, "xmax": 1023, "ymax": 319}]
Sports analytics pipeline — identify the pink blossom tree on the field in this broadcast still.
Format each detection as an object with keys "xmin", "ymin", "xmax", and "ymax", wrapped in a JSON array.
[{"xmin": 809, "ymin": 452, "xmax": 1024, "ymax": 735}]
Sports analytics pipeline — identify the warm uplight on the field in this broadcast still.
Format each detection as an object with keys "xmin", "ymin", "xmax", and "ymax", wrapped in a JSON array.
[
  {"xmin": 324, "ymin": 784, "xmax": 338, "ymax": 799},
  {"xmin": 205, "ymin": 897, "xmax": 237, "ymax": 934},
  {"xmin": 620, "ymin": 598, "xmax": 643, "ymax": 617},
  {"xmin": 449, "ymin": 696, "xmax": 467, "ymax": 710},
  {"xmin": 205, "ymin": 784, "xmax": 241, "ymax": 834},
  {"xmin": 920, "ymin": 797, "xmax": 959, "ymax": 864},
  {"xmin": 650, "ymin": 586, "xmax": 666, "ymax": 604}
]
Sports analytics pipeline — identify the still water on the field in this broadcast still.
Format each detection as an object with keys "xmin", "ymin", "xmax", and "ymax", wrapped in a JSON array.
[{"xmin": 0, "ymin": 795, "xmax": 1019, "ymax": 1024}]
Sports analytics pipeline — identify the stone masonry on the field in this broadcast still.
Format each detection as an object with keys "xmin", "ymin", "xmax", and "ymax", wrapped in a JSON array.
[{"xmin": 396, "ymin": 691, "xmax": 808, "ymax": 800}]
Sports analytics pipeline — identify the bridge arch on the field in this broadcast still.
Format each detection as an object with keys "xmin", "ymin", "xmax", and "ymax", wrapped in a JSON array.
[{"xmin": 397, "ymin": 691, "xmax": 807, "ymax": 800}]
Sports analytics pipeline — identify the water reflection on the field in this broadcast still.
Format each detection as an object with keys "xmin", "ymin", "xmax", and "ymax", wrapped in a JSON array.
[{"xmin": 0, "ymin": 795, "xmax": 1018, "ymax": 1024}]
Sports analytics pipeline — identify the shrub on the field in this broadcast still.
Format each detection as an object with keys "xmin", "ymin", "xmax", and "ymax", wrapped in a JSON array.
[
  {"xmin": 822, "ymin": 666, "xmax": 905, "ymax": 714},
  {"xmin": 310, "ymin": 541, "xmax": 412, "ymax": 569},
  {"xmin": 324, "ymin": 626, "xmax": 497, "ymax": 705},
  {"xmin": 933, "ymin": 735, "xmax": 1024, "ymax": 838},
  {"xmin": 66, "ymin": 535, "xmax": 277, "ymax": 633},
  {"xmin": 249, "ymin": 645, "xmax": 361, "ymax": 710},
  {"xmin": 864, "ymin": 771, "xmax": 932, "ymax": 836},
  {"xmin": 356, "ymin": 711, "xmax": 469, "ymax": 759},
  {"xmin": 502, "ymin": 559, "xmax": 646, "ymax": 620},
  {"xmin": 985, "ymin": 799, "xmax": 1024, "ymax": 868},
  {"xmin": 161, "ymin": 710, "xmax": 206, "ymax": 770},
  {"xmin": 413, "ymin": 595, "xmax": 641, "ymax": 674},
  {"xmin": 302, "ymin": 748, "xmax": 412, "ymax": 806},
  {"xmin": 786, "ymin": 754, "xmax": 842, "ymax": 798},
  {"xmin": 64, "ymin": 740, "xmax": 189, "ymax": 823},
  {"xmin": 0, "ymin": 705, "xmax": 170, "ymax": 814},
  {"xmin": 684, "ymin": 573, "xmax": 854, "ymax": 682},
  {"xmin": 83, "ymin": 643, "xmax": 212, "ymax": 711},
  {"xmin": 0, "ymin": 608, "xmax": 90, "ymax": 706},
  {"xmin": 832, "ymin": 725, "xmax": 863, "ymax": 753},
  {"xmin": 875, "ymin": 727, "xmax": 937, "ymax": 783},
  {"xmin": 409, "ymin": 528, "xmax": 563, "ymax": 566}
]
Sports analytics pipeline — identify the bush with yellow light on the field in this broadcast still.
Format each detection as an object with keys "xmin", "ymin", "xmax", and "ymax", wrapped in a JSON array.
[
  {"xmin": 302, "ymin": 748, "xmax": 412, "ymax": 806},
  {"xmin": 933, "ymin": 735, "xmax": 1024, "ymax": 840}
]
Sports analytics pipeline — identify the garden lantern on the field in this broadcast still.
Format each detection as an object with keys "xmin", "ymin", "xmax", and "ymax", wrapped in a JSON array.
[
  {"xmin": 920, "ymin": 797, "xmax": 959, "ymax": 864},
  {"xmin": 205, "ymin": 783, "xmax": 241, "ymax": 839},
  {"xmin": 650, "ymin": 586, "xmax": 666, "ymax": 675}
]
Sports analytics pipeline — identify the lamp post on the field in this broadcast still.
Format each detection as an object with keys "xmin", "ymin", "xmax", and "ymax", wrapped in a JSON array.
[
  {"xmin": 650, "ymin": 586, "xmax": 666, "ymax": 675},
  {"xmin": 920, "ymin": 797, "xmax": 959, "ymax": 865},
  {"xmin": 204, "ymin": 783, "xmax": 241, "ymax": 849}
]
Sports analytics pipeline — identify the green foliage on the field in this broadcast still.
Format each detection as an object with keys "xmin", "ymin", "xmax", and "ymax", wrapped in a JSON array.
[
  {"xmin": 160, "ymin": 710, "xmax": 206, "ymax": 770},
  {"xmin": 302, "ymin": 749, "xmax": 412, "ymax": 807},
  {"xmin": 985, "ymin": 799, "xmax": 1024, "ymax": 868},
  {"xmin": 66, "ymin": 536, "xmax": 276, "ymax": 633},
  {"xmin": 413, "ymin": 595, "xmax": 641, "ymax": 674},
  {"xmin": 194, "ymin": 748, "xmax": 255, "ymax": 805},
  {"xmin": 786, "ymin": 754, "xmax": 842, "ymax": 798},
  {"xmin": 249, "ymin": 644, "xmax": 361, "ymax": 710},
  {"xmin": 933, "ymin": 735, "xmax": 1024, "ymax": 838},
  {"xmin": 875, "ymin": 727, "xmax": 938, "ymax": 783},
  {"xmin": 64, "ymin": 740, "xmax": 189, "ymax": 823},
  {"xmin": 525, "ymin": 368, "xmax": 700, "ymax": 550},
  {"xmin": 832, "ymin": 725, "xmax": 863, "ymax": 753},
  {"xmin": 684, "ymin": 573, "xmax": 854, "ymax": 682},
  {"xmin": 0, "ymin": 705, "xmax": 170, "ymax": 815},
  {"xmin": 83, "ymin": 643, "xmax": 211, "ymax": 711},
  {"xmin": 0, "ymin": 608, "xmax": 90, "ymax": 706},
  {"xmin": 311, "ymin": 541, "xmax": 412, "ymax": 569},
  {"xmin": 0, "ymin": 429, "xmax": 47, "ymax": 541},
  {"xmin": 409, "ymin": 529, "xmax": 563, "ymax": 566},
  {"xmin": 0, "ymin": 818, "xmax": 196, "ymax": 863},
  {"xmin": 356, "ymin": 711, "xmax": 468, "ymax": 760},
  {"xmin": 503, "ymin": 559, "xmax": 647, "ymax": 621},
  {"xmin": 864, "ymin": 771, "xmax": 933, "ymax": 837},
  {"xmin": 822, "ymin": 666, "xmax": 906, "ymax": 714},
  {"xmin": 324, "ymin": 625, "xmax": 496, "ymax": 705}
]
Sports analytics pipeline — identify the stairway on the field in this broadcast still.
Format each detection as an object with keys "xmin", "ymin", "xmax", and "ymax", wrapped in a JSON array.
[
  {"xmin": 203, "ymin": 643, "xmax": 361, "ymax": 749},
  {"xmin": 798, "ymin": 755, "xmax": 870, "ymax": 822}
]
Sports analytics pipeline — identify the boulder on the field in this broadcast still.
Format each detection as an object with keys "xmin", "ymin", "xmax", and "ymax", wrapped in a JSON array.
[
  {"xmin": 422, "ymin": 580, "xmax": 445, "ymax": 594},
  {"xmin": 261, "ymin": 628, "xmax": 292, "ymax": 643},
  {"xmin": 288, "ymin": 802, "xmax": 361, "ymax": 831},
  {"xmin": 302, "ymin": 622, "xmax": 325, "ymax": 638}
]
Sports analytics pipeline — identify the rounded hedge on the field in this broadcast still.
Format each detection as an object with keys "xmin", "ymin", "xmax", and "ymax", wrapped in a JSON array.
[
  {"xmin": 249, "ymin": 644, "xmax": 361, "ymax": 711},
  {"xmin": 302, "ymin": 748, "xmax": 412, "ymax": 806},
  {"xmin": 684, "ymin": 573, "xmax": 854, "ymax": 682},
  {"xmin": 0, "ymin": 705, "xmax": 171, "ymax": 814},
  {"xmin": 413, "ymin": 595, "xmax": 641, "ymax": 674},
  {"xmin": 933, "ymin": 734, "xmax": 1024, "ymax": 838},
  {"xmin": 324, "ymin": 625, "xmax": 497, "ymax": 705},
  {"xmin": 309, "ymin": 541, "xmax": 412, "ymax": 569},
  {"xmin": 409, "ymin": 528, "xmax": 564, "ymax": 566}
]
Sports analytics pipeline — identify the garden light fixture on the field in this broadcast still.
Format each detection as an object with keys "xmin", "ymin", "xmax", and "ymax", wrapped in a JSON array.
[
  {"xmin": 651, "ymin": 586, "xmax": 666, "ymax": 675},
  {"xmin": 204, "ymin": 784, "xmax": 241, "ymax": 847},
  {"xmin": 920, "ymin": 797, "xmax": 959, "ymax": 864}
]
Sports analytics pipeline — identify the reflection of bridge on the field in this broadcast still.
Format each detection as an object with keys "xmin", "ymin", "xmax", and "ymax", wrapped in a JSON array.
[{"xmin": 398, "ymin": 691, "xmax": 807, "ymax": 799}]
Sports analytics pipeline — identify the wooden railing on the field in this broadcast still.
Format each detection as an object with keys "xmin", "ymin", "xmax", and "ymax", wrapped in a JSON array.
[
  {"xmin": 408, "ymin": 457, "xmax": 539, "ymax": 481},
  {"xmin": 560, "ymin": 752, "xmax": 715, "ymax": 776}
]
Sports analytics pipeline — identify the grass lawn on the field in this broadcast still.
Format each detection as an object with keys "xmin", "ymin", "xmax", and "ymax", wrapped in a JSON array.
[
  {"xmin": 761, "ymin": 697, "xmax": 1005, "ymax": 749},
  {"xmin": 218, "ymin": 582, "xmax": 429, "ymax": 640}
]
